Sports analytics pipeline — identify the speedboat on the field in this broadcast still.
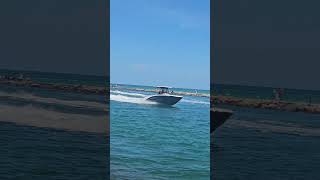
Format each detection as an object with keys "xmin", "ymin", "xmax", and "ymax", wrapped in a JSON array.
[
  {"xmin": 211, "ymin": 108, "xmax": 233, "ymax": 133},
  {"xmin": 145, "ymin": 86, "xmax": 182, "ymax": 106}
]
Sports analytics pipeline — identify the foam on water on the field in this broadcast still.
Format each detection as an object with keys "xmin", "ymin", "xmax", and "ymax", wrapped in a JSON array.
[
  {"xmin": 110, "ymin": 94, "xmax": 158, "ymax": 105},
  {"xmin": 111, "ymin": 87, "xmax": 210, "ymax": 179},
  {"xmin": 110, "ymin": 90, "xmax": 147, "ymax": 97},
  {"xmin": 0, "ymin": 90, "xmax": 109, "ymax": 133},
  {"xmin": 225, "ymin": 118, "xmax": 320, "ymax": 137},
  {"xmin": 181, "ymin": 99, "xmax": 210, "ymax": 105},
  {"xmin": 0, "ymin": 91, "xmax": 107, "ymax": 110},
  {"xmin": 111, "ymin": 90, "xmax": 210, "ymax": 106},
  {"xmin": 0, "ymin": 104, "xmax": 108, "ymax": 133}
]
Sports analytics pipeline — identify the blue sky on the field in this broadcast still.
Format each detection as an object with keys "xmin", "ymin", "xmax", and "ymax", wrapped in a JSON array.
[{"xmin": 111, "ymin": 0, "xmax": 210, "ymax": 90}]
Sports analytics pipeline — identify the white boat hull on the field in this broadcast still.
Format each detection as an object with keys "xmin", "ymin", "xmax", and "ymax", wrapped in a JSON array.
[{"xmin": 145, "ymin": 94, "xmax": 182, "ymax": 105}]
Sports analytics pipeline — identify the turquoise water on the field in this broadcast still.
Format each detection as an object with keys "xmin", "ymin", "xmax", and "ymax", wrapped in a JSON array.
[
  {"xmin": 1, "ymin": 122, "xmax": 108, "ymax": 180},
  {"xmin": 2, "ymin": 69, "xmax": 320, "ymax": 179},
  {"xmin": 213, "ymin": 83, "xmax": 320, "ymax": 103},
  {"xmin": 0, "ymin": 70, "xmax": 109, "ymax": 179},
  {"xmin": 0, "ymin": 69, "xmax": 107, "ymax": 87},
  {"xmin": 212, "ymin": 105, "xmax": 320, "ymax": 179},
  {"xmin": 212, "ymin": 83, "xmax": 320, "ymax": 179},
  {"xmin": 114, "ymin": 83, "xmax": 210, "ymax": 95},
  {"xmin": 110, "ymin": 84, "xmax": 210, "ymax": 179}
]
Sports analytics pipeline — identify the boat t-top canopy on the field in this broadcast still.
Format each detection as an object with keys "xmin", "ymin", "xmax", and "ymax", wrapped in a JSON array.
[{"xmin": 156, "ymin": 86, "xmax": 171, "ymax": 89}]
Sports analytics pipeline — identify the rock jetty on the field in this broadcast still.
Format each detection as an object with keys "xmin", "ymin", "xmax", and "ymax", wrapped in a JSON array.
[
  {"xmin": 211, "ymin": 95, "xmax": 320, "ymax": 114},
  {"xmin": 0, "ymin": 75, "xmax": 108, "ymax": 95}
]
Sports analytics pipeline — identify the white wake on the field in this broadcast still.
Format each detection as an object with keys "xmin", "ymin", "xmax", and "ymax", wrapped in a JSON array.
[
  {"xmin": 110, "ymin": 90, "xmax": 147, "ymax": 97},
  {"xmin": 111, "ymin": 90, "xmax": 209, "ymax": 105},
  {"xmin": 110, "ymin": 94, "xmax": 157, "ymax": 105},
  {"xmin": 0, "ymin": 91, "xmax": 107, "ymax": 110},
  {"xmin": 181, "ymin": 99, "xmax": 210, "ymax": 105}
]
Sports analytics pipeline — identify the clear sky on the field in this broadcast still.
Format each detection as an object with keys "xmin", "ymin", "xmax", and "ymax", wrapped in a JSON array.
[
  {"xmin": 111, "ymin": 0, "xmax": 210, "ymax": 90},
  {"xmin": 0, "ymin": 0, "xmax": 107, "ymax": 76},
  {"xmin": 213, "ymin": 0, "xmax": 320, "ymax": 90}
]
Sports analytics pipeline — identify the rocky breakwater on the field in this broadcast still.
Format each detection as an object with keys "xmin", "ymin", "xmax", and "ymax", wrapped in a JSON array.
[
  {"xmin": 0, "ymin": 77, "xmax": 108, "ymax": 95},
  {"xmin": 211, "ymin": 95, "xmax": 320, "ymax": 114}
]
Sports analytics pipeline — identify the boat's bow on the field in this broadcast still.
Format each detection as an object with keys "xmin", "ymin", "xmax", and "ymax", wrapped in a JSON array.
[{"xmin": 145, "ymin": 94, "xmax": 182, "ymax": 106}]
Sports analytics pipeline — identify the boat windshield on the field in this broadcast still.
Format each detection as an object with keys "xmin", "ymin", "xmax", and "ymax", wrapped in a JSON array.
[{"xmin": 158, "ymin": 87, "xmax": 169, "ymax": 94}]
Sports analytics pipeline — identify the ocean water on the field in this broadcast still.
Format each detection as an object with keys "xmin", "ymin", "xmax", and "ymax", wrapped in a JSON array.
[
  {"xmin": 0, "ymin": 69, "xmax": 107, "ymax": 87},
  {"xmin": 110, "ymin": 84, "xmax": 210, "ymax": 179},
  {"xmin": 212, "ymin": 84, "xmax": 320, "ymax": 179},
  {"xmin": 0, "ymin": 70, "xmax": 109, "ymax": 179},
  {"xmin": 213, "ymin": 83, "xmax": 320, "ymax": 103}
]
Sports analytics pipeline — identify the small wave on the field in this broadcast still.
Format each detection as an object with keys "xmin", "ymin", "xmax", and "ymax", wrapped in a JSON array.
[
  {"xmin": 225, "ymin": 119, "xmax": 320, "ymax": 137},
  {"xmin": 110, "ymin": 94, "xmax": 157, "ymax": 105},
  {"xmin": 110, "ymin": 90, "xmax": 147, "ymax": 97},
  {"xmin": 0, "ymin": 104, "xmax": 108, "ymax": 134},
  {"xmin": 181, "ymin": 99, "xmax": 210, "ymax": 105},
  {"xmin": 111, "ymin": 91, "xmax": 209, "ymax": 106},
  {"xmin": 111, "ymin": 87, "xmax": 210, "ymax": 97},
  {"xmin": 0, "ymin": 91, "xmax": 107, "ymax": 111}
]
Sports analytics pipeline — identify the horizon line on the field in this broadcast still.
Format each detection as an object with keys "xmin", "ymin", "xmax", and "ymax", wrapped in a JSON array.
[
  {"xmin": 111, "ymin": 82, "xmax": 210, "ymax": 91},
  {"xmin": 211, "ymin": 82, "xmax": 320, "ymax": 92},
  {"xmin": 0, "ymin": 68, "xmax": 108, "ymax": 78}
]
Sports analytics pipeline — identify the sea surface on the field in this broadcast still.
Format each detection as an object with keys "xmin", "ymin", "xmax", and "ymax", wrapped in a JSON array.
[
  {"xmin": 0, "ymin": 70, "xmax": 109, "ymax": 179},
  {"xmin": 110, "ymin": 84, "xmax": 210, "ymax": 179},
  {"xmin": 213, "ymin": 83, "xmax": 320, "ymax": 103},
  {"xmin": 4, "ymin": 69, "xmax": 319, "ymax": 179},
  {"xmin": 212, "ymin": 84, "xmax": 320, "ymax": 179}
]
